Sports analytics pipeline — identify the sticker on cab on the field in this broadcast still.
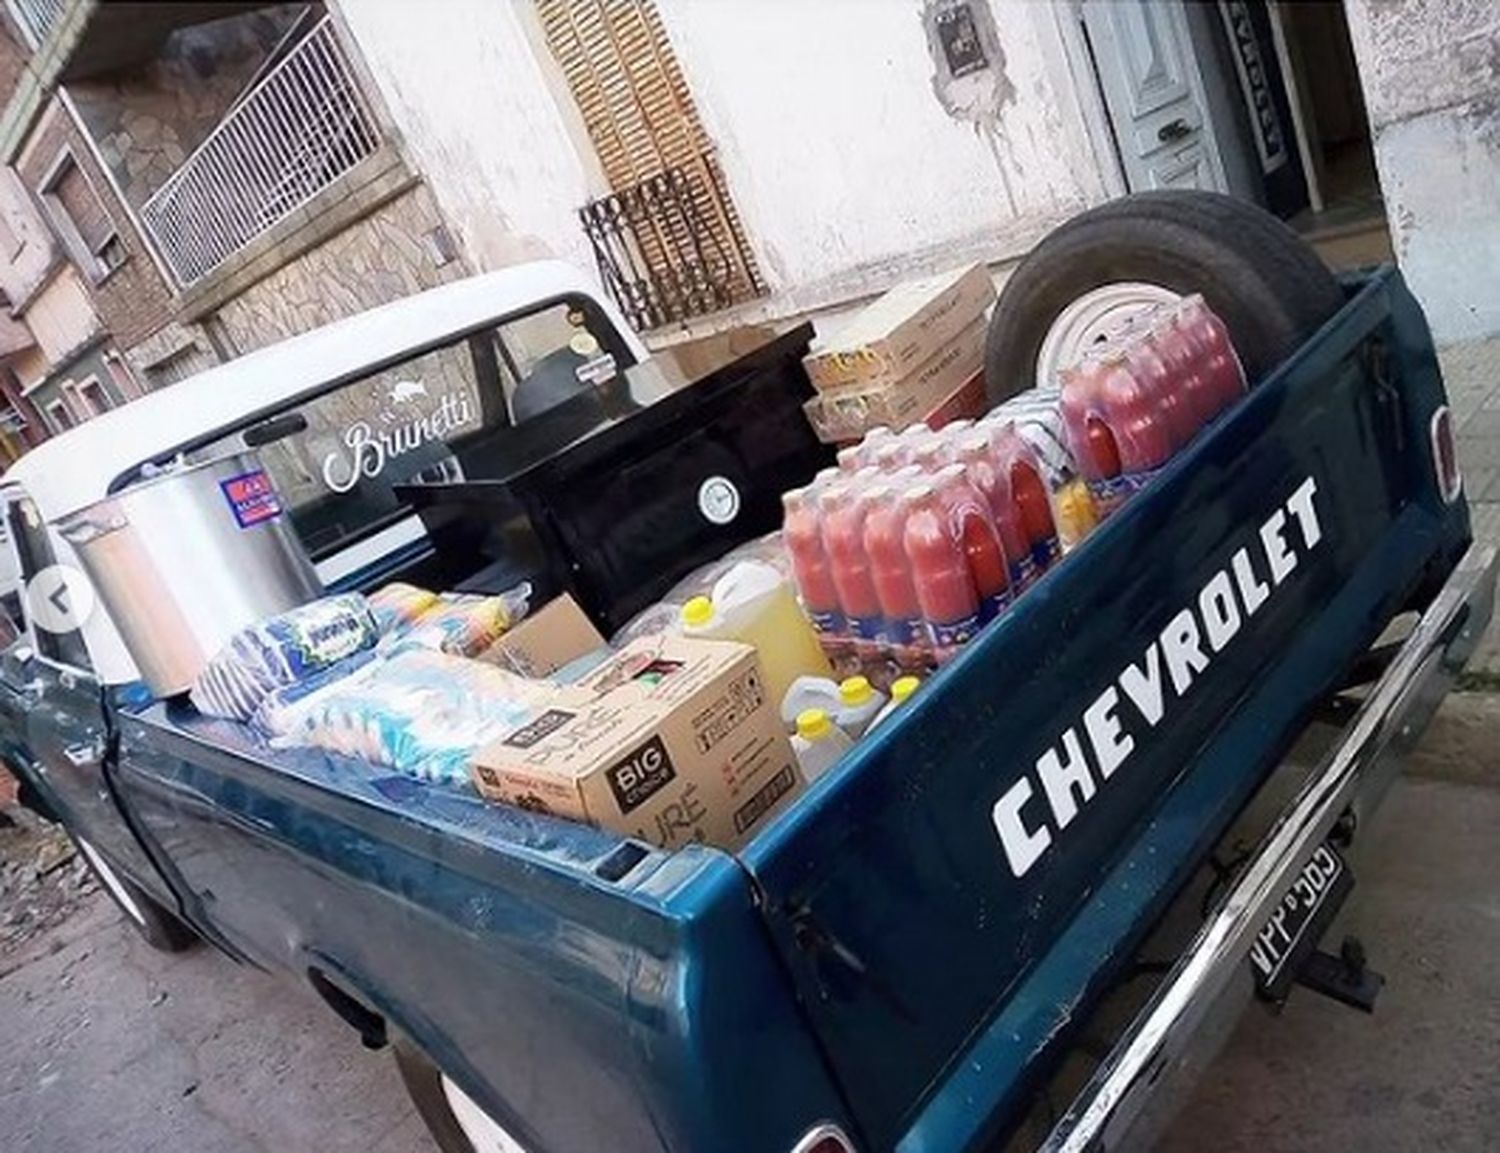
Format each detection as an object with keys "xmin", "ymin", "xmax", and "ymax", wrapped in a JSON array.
[{"xmin": 220, "ymin": 469, "xmax": 283, "ymax": 528}]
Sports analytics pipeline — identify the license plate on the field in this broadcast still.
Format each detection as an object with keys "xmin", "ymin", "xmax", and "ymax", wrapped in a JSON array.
[{"xmin": 1249, "ymin": 841, "xmax": 1351, "ymax": 1001}]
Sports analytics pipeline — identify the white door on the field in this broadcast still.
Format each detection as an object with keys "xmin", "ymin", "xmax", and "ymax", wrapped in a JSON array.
[{"xmin": 1081, "ymin": 0, "xmax": 1228, "ymax": 193}]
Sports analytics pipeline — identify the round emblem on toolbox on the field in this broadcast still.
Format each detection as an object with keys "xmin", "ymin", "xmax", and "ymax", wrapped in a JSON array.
[{"xmin": 697, "ymin": 476, "xmax": 741, "ymax": 525}]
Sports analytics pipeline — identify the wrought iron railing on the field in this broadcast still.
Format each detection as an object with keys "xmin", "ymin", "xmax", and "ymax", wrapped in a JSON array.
[
  {"xmin": 7, "ymin": 0, "xmax": 66, "ymax": 45},
  {"xmin": 140, "ymin": 17, "xmax": 381, "ymax": 288},
  {"xmin": 580, "ymin": 158, "xmax": 766, "ymax": 331}
]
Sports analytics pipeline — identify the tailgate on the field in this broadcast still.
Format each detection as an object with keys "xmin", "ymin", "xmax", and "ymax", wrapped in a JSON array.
[{"xmin": 740, "ymin": 269, "xmax": 1470, "ymax": 1150}]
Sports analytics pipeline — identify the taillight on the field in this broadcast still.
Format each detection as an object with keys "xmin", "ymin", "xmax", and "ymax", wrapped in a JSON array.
[
  {"xmin": 791, "ymin": 1122, "xmax": 857, "ymax": 1152},
  {"xmin": 1430, "ymin": 405, "xmax": 1463, "ymax": 503}
]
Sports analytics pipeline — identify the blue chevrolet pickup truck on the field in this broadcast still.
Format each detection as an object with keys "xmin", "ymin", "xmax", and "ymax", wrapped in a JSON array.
[{"xmin": 0, "ymin": 194, "xmax": 1494, "ymax": 1153}]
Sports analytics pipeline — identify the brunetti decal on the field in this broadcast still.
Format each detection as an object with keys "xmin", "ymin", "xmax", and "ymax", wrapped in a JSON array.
[
  {"xmin": 321, "ymin": 379, "xmax": 477, "ymax": 494},
  {"xmin": 992, "ymin": 476, "xmax": 1324, "ymax": 878}
]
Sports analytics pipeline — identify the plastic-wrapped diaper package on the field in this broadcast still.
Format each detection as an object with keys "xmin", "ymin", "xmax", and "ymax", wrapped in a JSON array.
[
  {"xmin": 379, "ymin": 586, "xmax": 530, "ymax": 659},
  {"xmin": 191, "ymin": 594, "xmax": 380, "ymax": 721},
  {"xmin": 255, "ymin": 647, "xmax": 569, "ymax": 788},
  {"xmin": 367, "ymin": 582, "xmax": 441, "ymax": 635}
]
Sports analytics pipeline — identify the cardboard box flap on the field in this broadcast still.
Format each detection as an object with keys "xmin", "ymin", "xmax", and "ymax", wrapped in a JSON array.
[{"xmin": 804, "ymin": 264, "xmax": 994, "ymax": 390}]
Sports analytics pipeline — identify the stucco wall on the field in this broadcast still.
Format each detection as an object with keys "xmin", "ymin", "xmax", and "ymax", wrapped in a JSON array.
[
  {"xmin": 0, "ymin": 165, "xmax": 59, "ymax": 307},
  {"xmin": 17, "ymin": 266, "xmax": 97, "ymax": 365},
  {"xmin": 1345, "ymin": 0, "xmax": 1500, "ymax": 342},
  {"xmin": 335, "ymin": 0, "xmax": 1108, "ymax": 328},
  {"xmin": 656, "ymin": 0, "xmax": 1104, "ymax": 307},
  {"xmin": 332, "ymin": 0, "xmax": 598, "ymax": 276},
  {"xmin": 209, "ymin": 183, "xmax": 465, "ymax": 357}
]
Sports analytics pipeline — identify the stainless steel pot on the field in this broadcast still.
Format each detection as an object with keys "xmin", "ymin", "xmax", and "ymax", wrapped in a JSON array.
[{"xmin": 58, "ymin": 452, "xmax": 322, "ymax": 696}]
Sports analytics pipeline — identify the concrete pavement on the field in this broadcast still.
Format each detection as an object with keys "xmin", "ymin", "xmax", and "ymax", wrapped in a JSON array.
[{"xmin": 0, "ymin": 894, "xmax": 436, "ymax": 1153}]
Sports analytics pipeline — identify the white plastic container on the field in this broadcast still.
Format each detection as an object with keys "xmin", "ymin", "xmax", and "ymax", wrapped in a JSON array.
[
  {"xmin": 679, "ymin": 560, "xmax": 833, "ymax": 707},
  {"xmin": 781, "ymin": 675, "xmax": 841, "ymax": 731},
  {"xmin": 792, "ymin": 707, "xmax": 853, "ymax": 783},
  {"xmin": 866, "ymin": 674, "xmax": 921, "ymax": 733},
  {"xmin": 834, "ymin": 675, "xmax": 885, "ymax": 740}
]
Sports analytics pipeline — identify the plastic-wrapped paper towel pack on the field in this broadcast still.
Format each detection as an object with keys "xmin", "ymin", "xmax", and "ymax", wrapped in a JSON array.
[
  {"xmin": 255, "ymin": 647, "xmax": 567, "ymax": 788},
  {"xmin": 191, "ymin": 594, "xmax": 380, "ymax": 722}
]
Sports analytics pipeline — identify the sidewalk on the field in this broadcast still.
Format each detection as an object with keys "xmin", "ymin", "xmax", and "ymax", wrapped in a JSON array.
[{"xmin": 1443, "ymin": 337, "xmax": 1500, "ymax": 675}]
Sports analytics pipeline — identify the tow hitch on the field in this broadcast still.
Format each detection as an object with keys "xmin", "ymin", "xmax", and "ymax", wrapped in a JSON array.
[
  {"xmin": 1294, "ymin": 935, "xmax": 1384, "ymax": 1012},
  {"xmin": 1248, "ymin": 836, "xmax": 1384, "ymax": 1012}
]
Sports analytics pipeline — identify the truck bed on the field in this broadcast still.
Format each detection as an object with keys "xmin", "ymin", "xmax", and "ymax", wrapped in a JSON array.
[
  {"xmin": 735, "ymin": 266, "xmax": 1473, "ymax": 1150},
  {"xmin": 109, "ymin": 266, "xmax": 1477, "ymax": 1153}
]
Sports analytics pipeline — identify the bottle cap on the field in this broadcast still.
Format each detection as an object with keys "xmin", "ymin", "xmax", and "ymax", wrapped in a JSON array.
[
  {"xmin": 955, "ymin": 429, "xmax": 990, "ymax": 457},
  {"xmin": 838, "ymin": 675, "xmax": 874, "ymax": 706},
  {"xmin": 680, "ymin": 596, "xmax": 714, "ymax": 629},
  {"xmin": 890, "ymin": 675, "xmax": 920, "ymax": 704},
  {"xmin": 796, "ymin": 708, "xmax": 834, "ymax": 741}
]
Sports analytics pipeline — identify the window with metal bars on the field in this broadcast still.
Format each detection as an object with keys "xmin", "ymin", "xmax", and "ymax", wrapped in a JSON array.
[{"xmin": 537, "ymin": 0, "xmax": 765, "ymax": 331}]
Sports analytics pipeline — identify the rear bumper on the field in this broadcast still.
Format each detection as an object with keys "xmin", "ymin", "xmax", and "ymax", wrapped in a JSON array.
[{"xmin": 1040, "ymin": 540, "xmax": 1498, "ymax": 1153}]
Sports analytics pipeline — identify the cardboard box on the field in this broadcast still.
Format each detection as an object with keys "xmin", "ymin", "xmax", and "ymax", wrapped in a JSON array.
[
  {"xmin": 478, "ymin": 594, "xmax": 606, "ymax": 678},
  {"xmin": 469, "ymin": 634, "xmax": 804, "ymax": 852},
  {"xmin": 923, "ymin": 369, "xmax": 988, "ymax": 430},
  {"xmin": 803, "ymin": 264, "xmax": 994, "ymax": 392},
  {"xmin": 803, "ymin": 314, "xmax": 986, "ymax": 442}
]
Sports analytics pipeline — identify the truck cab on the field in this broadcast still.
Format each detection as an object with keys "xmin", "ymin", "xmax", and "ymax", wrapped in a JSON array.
[{"xmin": 0, "ymin": 259, "xmax": 645, "ymax": 934}]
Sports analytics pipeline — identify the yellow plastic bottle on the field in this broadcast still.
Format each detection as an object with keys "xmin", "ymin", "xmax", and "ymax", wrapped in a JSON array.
[
  {"xmin": 834, "ymin": 675, "xmax": 886, "ymax": 740},
  {"xmin": 679, "ymin": 561, "xmax": 833, "ymax": 708},
  {"xmin": 866, "ymin": 674, "xmax": 921, "ymax": 732}
]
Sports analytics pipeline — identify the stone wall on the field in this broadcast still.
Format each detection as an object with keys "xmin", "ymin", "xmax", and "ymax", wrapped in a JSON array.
[
  {"xmin": 67, "ymin": 5, "xmax": 305, "ymax": 209},
  {"xmin": 1345, "ymin": 0, "xmax": 1500, "ymax": 342},
  {"xmin": 120, "ymin": 317, "xmax": 220, "ymax": 390},
  {"xmin": 210, "ymin": 182, "xmax": 464, "ymax": 357}
]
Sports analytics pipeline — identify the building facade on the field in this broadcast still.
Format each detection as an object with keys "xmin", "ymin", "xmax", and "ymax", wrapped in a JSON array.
[
  {"xmin": 0, "ymin": 0, "xmax": 1487, "ymax": 470},
  {"xmin": 329, "ymin": 0, "xmax": 1489, "ymax": 342},
  {"xmin": 0, "ymin": 0, "xmax": 476, "ymax": 461}
]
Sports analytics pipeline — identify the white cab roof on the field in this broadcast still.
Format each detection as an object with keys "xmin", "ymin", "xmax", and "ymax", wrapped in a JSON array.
[{"xmin": 4, "ymin": 260, "xmax": 641, "ymax": 523}]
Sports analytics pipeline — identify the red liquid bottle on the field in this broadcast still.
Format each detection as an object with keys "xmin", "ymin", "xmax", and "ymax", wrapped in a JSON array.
[
  {"xmin": 1062, "ymin": 359, "xmax": 1127, "ymax": 519},
  {"xmin": 1150, "ymin": 312, "xmax": 1218, "ymax": 431},
  {"xmin": 902, "ymin": 483, "xmax": 982, "ymax": 656},
  {"xmin": 908, "ymin": 433, "xmax": 956, "ymax": 475},
  {"xmin": 782, "ymin": 487, "xmax": 846, "ymax": 645},
  {"xmin": 1178, "ymin": 295, "xmax": 1245, "ymax": 417},
  {"xmin": 954, "ymin": 430, "xmax": 1036, "ymax": 594},
  {"xmin": 993, "ymin": 425, "xmax": 1062, "ymax": 572},
  {"xmin": 862, "ymin": 478, "xmax": 925, "ymax": 663},
  {"xmin": 1126, "ymin": 331, "xmax": 1197, "ymax": 451},
  {"xmin": 935, "ymin": 464, "xmax": 1011, "ymax": 624},
  {"xmin": 1096, "ymin": 352, "xmax": 1174, "ymax": 479},
  {"xmin": 818, "ymin": 483, "xmax": 885, "ymax": 655}
]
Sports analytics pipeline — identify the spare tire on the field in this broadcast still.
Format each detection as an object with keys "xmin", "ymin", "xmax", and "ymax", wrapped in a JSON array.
[{"xmin": 984, "ymin": 191, "xmax": 1345, "ymax": 404}]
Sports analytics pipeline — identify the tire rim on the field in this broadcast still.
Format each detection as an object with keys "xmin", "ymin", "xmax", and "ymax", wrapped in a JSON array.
[
  {"xmin": 441, "ymin": 1074, "xmax": 529, "ymax": 1153},
  {"xmin": 1035, "ymin": 281, "xmax": 1182, "ymax": 390},
  {"xmin": 75, "ymin": 836, "xmax": 146, "ymax": 927}
]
